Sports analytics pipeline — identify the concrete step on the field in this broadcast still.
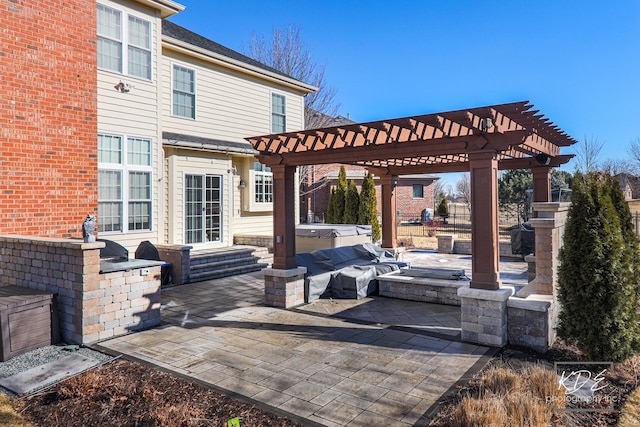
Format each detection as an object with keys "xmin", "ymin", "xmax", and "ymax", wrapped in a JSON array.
[
  {"xmin": 187, "ymin": 246, "xmax": 269, "ymax": 283},
  {"xmin": 188, "ymin": 262, "xmax": 268, "ymax": 282}
]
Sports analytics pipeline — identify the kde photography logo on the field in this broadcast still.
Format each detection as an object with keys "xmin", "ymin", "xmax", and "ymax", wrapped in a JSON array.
[{"xmin": 551, "ymin": 362, "xmax": 617, "ymax": 413}]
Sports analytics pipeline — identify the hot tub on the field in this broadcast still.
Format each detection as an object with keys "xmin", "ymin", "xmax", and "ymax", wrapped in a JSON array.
[{"xmin": 295, "ymin": 224, "xmax": 372, "ymax": 253}]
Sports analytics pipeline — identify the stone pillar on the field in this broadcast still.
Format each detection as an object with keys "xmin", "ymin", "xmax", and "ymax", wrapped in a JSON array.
[
  {"xmin": 380, "ymin": 174, "xmax": 398, "ymax": 249},
  {"xmin": 271, "ymin": 165, "xmax": 297, "ymax": 270},
  {"xmin": 518, "ymin": 202, "xmax": 570, "ymax": 297},
  {"xmin": 156, "ymin": 244, "xmax": 192, "ymax": 285},
  {"xmin": 458, "ymin": 287, "xmax": 513, "ymax": 347},
  {"xmin": 436, "ymin": 234, "xmax": 457, "ymax": 254},
  {"xmin": 263, "ymin": 267, "xmax": 306, "ymax": 308},
  {"xmin": 469, "ymin": 151, "xmax": 501, "ymax": 290}
]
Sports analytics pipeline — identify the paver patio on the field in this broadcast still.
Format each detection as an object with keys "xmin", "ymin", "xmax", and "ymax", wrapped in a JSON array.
[{"xmin": 97, "ymin": 253, "xmax": 526, "ymax": 426}]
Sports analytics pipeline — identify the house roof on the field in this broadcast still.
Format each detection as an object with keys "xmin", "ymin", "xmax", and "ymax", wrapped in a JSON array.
[
  {"xmin": 162, "ymin": 21, "xmax": 316, "ymax": 93},
  {"xmin": 247, "ymin": 101, "xmax": 577, "ymax": 175},
  {"xmin": 162, "ymin": 131, "xmax": 258, "ymax": 156}
]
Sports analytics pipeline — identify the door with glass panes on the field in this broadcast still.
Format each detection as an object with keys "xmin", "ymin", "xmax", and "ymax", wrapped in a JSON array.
[{"xmin": 184, "ymin": 174, "xmax": 222, "ymax": 244}]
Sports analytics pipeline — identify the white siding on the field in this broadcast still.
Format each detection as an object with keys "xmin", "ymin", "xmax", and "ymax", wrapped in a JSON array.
[{"xmin": 161, "ymin": 50, "xmax": 306, "ymax": 142}]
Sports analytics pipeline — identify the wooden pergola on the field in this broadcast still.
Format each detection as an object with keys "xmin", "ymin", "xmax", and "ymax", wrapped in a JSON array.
[{"xmin": 246, "ymin": 101, "xmax": 576, "ymax": 290}]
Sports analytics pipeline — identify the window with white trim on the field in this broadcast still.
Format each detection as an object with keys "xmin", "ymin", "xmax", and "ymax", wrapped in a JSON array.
[
  {"xmin": 97, "ymin": 3, "xmax": 152, "ymax": 80},
  {"xmin": 98, "ymin": 134, "xmax": 153, "ymax": 233},
  {"xmin": 172, "ymin": 64, "xmax": 196, "ymax": 118},
  {"xmin": 271, "ymin": 93, "xmax": 286, "ymax": 133},
  {"xmin": 252, "ymin": 163, "xmax": 273, "ymax": 204}
]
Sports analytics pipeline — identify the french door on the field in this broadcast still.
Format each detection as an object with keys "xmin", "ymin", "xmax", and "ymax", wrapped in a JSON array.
[{"xmin": 185, "ymin": 174, "xmax": 222, "ymax": 244}]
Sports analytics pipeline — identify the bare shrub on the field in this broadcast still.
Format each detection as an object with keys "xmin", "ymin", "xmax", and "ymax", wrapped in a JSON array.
[
  {"xmin": 448, "ymin": 363, "xmax": 560, "ymax": 427},
  {"xmin": 481, "ymin": 366, "xmax": 519, "ymax": 397}
]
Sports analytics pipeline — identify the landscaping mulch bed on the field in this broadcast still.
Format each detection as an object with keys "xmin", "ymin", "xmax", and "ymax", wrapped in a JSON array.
[{"xmin": 14, "ymin": 358, "xmax": 303, "ymax": 427}]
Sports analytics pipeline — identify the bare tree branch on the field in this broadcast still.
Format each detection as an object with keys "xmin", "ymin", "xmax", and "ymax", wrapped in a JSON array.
[
  {"xmin": 455, "ymin": 173, "xmax": 471, "ymax": 211},
  {"xmin": 246, "ymin": 24, "xmax": 340, "ymax": 130},
  {"xmin": 575, "ymin": 136, "xmax": 603, "ymax": 174}
]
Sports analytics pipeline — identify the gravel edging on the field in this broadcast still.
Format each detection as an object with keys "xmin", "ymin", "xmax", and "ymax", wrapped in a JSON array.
[{"xmin": 0, "ymin": 344, "xmax": 115, "ymax": 396}]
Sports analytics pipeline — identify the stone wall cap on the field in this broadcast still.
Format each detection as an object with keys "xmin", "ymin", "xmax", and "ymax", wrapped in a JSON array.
[
  {"xmin": 263, "ymin": 266, "xmax": 306, "ymax": 277},
  {"xmin": 507, "ymin": 294, "xmax": 553, "ymax": 311},
  {"xmin": 435, "ymin": 234, "xmax": 458, "ymax": 238},
  {"xmin": 0, "ymin": 235, "xmax": 105, "ymax": 250},
  {"xmin": 458, "ymin": 286, "xmax": 513, "ymax": 301},
  {"xmin": 524, "ymin": 254, "xmax": 536, "ymax": 262},
  {"xmin": 531, "ymin": 202, "xmax": 570, "ymax": 211},
  {"xmin": 154, "ymin": 243, "xmax": 194, "ymax": 251}
]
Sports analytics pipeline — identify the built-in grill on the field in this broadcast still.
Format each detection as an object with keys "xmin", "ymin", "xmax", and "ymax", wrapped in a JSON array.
[{"xmin": 98, "ymin": 239, "xmax": 129, "ymax": 263}]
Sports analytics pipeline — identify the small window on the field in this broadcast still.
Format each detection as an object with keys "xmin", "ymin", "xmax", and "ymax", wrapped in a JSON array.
[
  {"xmin": 172, "ymin": 65, "xmax": 196, "ymax": 118},
  {"xmin": 253, "ymin": 163, "xmax": 273, "ymax": 203},
  {"xmin": 413, "ymin": 184, "xmax": 424, "ymax": 198},
  {"xmin": 271, "ymin": 93, "xmax": 286, "ymax": 133}
]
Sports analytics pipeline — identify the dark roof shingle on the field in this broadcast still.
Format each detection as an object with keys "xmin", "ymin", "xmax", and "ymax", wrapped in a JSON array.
[{"xmin": 162, "ymin": 20, "xmax": 293, "ymax": 80}]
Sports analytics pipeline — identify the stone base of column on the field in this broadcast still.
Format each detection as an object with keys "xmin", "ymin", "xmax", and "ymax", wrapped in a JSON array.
[
  {"xmin": 458, "ymin": 287, "xmax": 513, "ymax": 347},
  {"xmin": 263, "ymin": 267, "xmax": 307, "ymax": 308}
]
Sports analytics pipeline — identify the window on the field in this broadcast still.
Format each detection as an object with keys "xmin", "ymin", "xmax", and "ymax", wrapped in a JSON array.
[
  {"xmin": 97, "ymin": 4, "xmax": 151, "ymax": 79},
  {"xmin": 271, "ymin": 93, "xmax": 286, "ymax": 133},
  {"xmin": 253, "ymin": 163, "xmax": 273, "ymax": 203},
  {"xmin": 172, "ymin": 65, "xmax": 196, "ymax": 118},
  {"xmin": 413, "ymin": 184, "xmax": 424, "ymax": 198},
  {"xmin": 98, "ymin": 134, "xmax": 153, "ymax": 233}
]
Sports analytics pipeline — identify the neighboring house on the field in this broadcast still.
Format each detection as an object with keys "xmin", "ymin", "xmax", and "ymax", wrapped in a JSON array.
[
  {"xmin": 615, "ymin": 173, "xmax": 640, "ymax": 201},
  {"xmin": 96, "ymin": 0, "xmax": 315, "ymax": 252}
]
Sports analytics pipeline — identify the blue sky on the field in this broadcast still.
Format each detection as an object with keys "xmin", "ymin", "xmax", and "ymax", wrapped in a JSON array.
[{"xmin": 169, "ymin": 1, "xmax": 639, "ymax": 188}]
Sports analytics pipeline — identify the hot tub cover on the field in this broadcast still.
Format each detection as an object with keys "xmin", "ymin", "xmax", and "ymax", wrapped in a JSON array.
[{"xmin": 296, "ymin": 224, "xmax": 372, "ymax": 238}]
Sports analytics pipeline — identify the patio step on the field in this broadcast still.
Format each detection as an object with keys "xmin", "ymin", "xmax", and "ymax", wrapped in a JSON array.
[{"xmin": 188, "ymin": 246, "xmax": 268, "ymax": 283}]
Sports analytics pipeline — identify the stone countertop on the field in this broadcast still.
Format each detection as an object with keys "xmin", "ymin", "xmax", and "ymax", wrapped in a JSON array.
[{"xmin": 99, "ymin": 259, "xmax": 166, "ymax": 274}]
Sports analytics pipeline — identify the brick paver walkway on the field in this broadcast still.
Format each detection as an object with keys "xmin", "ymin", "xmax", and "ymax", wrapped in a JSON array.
[{"xmin": 98, "ymin": 252, "xmax": 527, "ymax": 426}]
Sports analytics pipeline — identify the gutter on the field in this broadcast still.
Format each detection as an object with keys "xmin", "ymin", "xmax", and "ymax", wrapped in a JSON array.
[{"xmin": 162, "ymin": 36, "xmax": 318, "ymax": 94}]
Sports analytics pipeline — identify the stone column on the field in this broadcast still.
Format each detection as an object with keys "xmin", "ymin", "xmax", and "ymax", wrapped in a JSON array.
[
  {"xmin": 469, "ymin": 151, "xmax": 501, "ymax": 290},
  {"xmin": 458, "ymin": 287, "xmax": 513, "ymax": 347},
  {"xmin": 380, "ymin": 174, "xmax": 398, "ymax": 249},
  {"xmin": 518, "ymin": 202, "xmax": 570, "ymax": 296},
  {"xmin": 263, "ymin": 267, "xmax": 307, "ymax": 308}
]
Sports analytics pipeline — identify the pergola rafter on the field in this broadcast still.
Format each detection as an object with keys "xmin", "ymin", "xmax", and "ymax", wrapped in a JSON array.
[{"xmin": 247, "ymin": 101, "xmax": 577, "ymax": 291}]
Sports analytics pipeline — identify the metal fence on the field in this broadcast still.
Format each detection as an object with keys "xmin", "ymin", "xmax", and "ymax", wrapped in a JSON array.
[
  {"xmin": 399, "ymin": 210, "xmax": 640, "ymax": 241},
  {"xmin": 396, "ymin": 211, "xmax": 516, "ymax": 239}
]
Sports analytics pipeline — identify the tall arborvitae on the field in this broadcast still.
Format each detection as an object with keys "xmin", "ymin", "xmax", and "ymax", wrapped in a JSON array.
[
  {"xmin": 344, "ymin": 180, "xmax": 360, "ymax": 224},
  {"xmin": 358, "ymin": 172, "xmax": 380, "ymax": 242},
  {"xmin": 330, "ymin": 166, "xmax": 348, "ymax": 223},
  {"xmin": 557, "ymin": 172, "xmax": 640, "ymax": 362},
  {"xmin": 326, "ymin": 188, "xmax": 337, "ymax": 223}
]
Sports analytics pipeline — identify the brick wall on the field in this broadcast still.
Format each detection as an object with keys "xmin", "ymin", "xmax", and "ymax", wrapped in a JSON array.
[
  {"xmin": 0, "ymin": 236, "xmax": 161, "ymax": 344},
  {"xmin": 0, "ymin": 0, "xmax": 97, "ymax": 238}
]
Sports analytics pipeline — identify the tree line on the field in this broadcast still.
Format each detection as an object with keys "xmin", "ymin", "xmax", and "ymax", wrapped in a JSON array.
[{"xmin": 326, "ymin": 166, "xmax": 381, "ymax": 242}]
